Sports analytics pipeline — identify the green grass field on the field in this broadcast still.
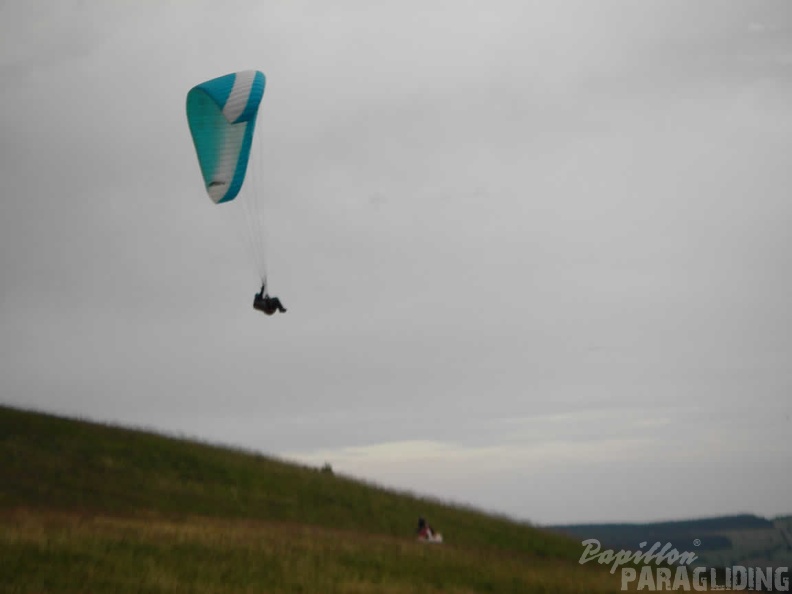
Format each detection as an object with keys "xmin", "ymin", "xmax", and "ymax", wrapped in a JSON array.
[{"xmin": 1, "ymin": 405, "xmax": 624, "ymax": 593}]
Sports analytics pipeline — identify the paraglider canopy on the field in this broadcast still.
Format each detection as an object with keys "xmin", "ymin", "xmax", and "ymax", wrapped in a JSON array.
[
  {"xmin": 186, "ymin": 70, "xmax": 266, "ymax": 204},
  {"xmin": 186, "ymin": 70, "xmax": 286, "ymax": 314}
]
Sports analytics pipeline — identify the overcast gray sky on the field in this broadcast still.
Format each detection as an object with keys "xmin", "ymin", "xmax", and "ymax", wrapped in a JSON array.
[{"xmin": 1, "ymin": 0, "xmax": 791, "ymax": 525}]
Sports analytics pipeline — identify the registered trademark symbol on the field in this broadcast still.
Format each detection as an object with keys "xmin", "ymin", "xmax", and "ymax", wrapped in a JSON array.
[{"xmin": 693, "ymin": 539, "xmax": 701, "ymax": 547}]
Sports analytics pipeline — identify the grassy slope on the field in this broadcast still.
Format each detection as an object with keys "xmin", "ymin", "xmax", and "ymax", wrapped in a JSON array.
[{"xmin": 1, "ymin": 405, "xmax": 621, "ymax": 593}]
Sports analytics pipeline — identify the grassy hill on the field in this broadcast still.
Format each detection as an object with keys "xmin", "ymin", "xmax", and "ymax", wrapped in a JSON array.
[{"xmin": 0, "ymin": 404, "xmax": 621, "ymax": 594}]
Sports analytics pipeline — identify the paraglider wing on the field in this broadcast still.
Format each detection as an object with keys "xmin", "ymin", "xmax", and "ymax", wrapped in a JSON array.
[{"xmin": 186, "ymin": 70, "xmax": 266, "ymax": 204}]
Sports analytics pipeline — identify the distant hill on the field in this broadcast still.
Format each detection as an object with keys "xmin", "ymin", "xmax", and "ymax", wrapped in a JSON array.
[
  {"xmin": 549, "ymin": 514, "xmax": 792, "ymax": 569},
  {"xmin": 0, "ymin": 404, "xmax": 619, "ymax": 594}
]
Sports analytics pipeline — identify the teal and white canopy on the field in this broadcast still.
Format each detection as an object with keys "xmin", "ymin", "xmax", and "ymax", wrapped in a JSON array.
[{"xmin": 186, "ymin": 70, "xmax": 266, "ymax": 204}]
